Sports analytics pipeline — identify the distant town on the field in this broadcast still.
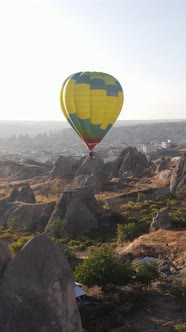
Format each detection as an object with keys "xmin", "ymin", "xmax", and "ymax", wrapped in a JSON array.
[{"xmin": 0, "ymin": 120, "xmax": 185, "ymax": 163}]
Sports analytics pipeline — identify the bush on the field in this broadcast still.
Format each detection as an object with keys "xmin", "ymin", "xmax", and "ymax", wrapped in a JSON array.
[
  {"xmin": 137, "ymin": 192, "xmax": 145, "ymax": 202},
  {"xmin": 177, "ymin": 188, "xmax": 186, "ymax": 200},
  {"xmin": 124, "ymin": 201, "xmax": 135, "ymax": 209},
  {"xmin": 133, "ymin": 202, "xmax": 143, "ymax": 210},
  {"xmin": 174, "ymin": 322, "xmax": 186, "ymax": 332},
  {"xmin": 7, "ymin": 216, "xmax": 19, "ymax": 230},
  {"xmin": 169, "ymin": 280, "xmax": 186, "ymax": 310},
  {"xmin": 10, "ymin": 235, "xmax": 33, "ymax": 254},
  {"xmin": 135, "ymin": 262, "xmax": 160, "ymax": 287},
  {"xmin": 75, "ymin": 244, "xmax": 134, "ymax": 290},
  {"xmin": 142, "ymin": 200, "xmax": 153, "ymax": 207},
  {"xmin": 47, "ymin": 218, "xmax": 66, "ymax": 239},
  {"xmin": 169, "ymin": 209, "xmax": 186, "ymax": 228},
  {"xmin": 69, "ymin": 240, "xmax": 86, "ymax": 251},
  {"xmin": 64, "ymin": 247, "xmax": 76, "ymax": 263},
  {"xmin": 110, "ymin": 211, "xmax": 136, "ymax": 225},
  {"xmin": 110, "ymin": 211, "xmax": 124, "ymax": 224},
  {"xmin": 117, "ymin": 222, "xmax": 148, "ymax": 243}
]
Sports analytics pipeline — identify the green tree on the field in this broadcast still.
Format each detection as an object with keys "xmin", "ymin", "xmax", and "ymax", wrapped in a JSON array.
[
  {"xmin": 47, "ymin": 218, "xmax": 66, "ymax": 239},
  {"xmin": 75, "ymin": 244, "xmax": 134, "ymax": 290},
  {"xmin": 40, "ymin": 186, "xmax": 51, "ymax": 199},
  {"xmin": 169, "ymin": 280, "xmax": 186, "ymax": 310}
]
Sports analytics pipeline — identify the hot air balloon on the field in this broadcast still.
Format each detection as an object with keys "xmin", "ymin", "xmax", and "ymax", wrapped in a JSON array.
[{"xmin": 60, "ymin": 71, "xmax": 124, "ymax": 156}]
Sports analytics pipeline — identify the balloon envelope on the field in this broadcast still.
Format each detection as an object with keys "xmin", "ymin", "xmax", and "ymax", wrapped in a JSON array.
[{"xmin": 60, "ymin": 71, "xmax": 124, "ymax": 150}]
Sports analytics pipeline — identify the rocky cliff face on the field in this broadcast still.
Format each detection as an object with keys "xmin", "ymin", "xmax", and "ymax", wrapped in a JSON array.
[
  {"xmin": 73, "ymin": 168, "xmax": 108, "ymax": 193},
  {"xmin": 46, "ymin": 188, "xmax": 101, "ymax": 236},
  {"xmin": 0, "ymin": 240, "xmax": 12, "ymax": 279},
  {"xmin": 170, "ymin": 154, "xmax": 186, "ymax": 195},
  {"xmin": 9, "ymin": 183, "xmax": 36, "ymax": 203},
  {"xmin": 50, "ymin": 155, "xmax": 79, "ymax": 179},
  {"xmin": 0, "ymin": 158, "xmax": 50, "ymax": 180},
  {"xmin": 150, "ymin": 209, "xmax": 172, "ymax": 232},
  {"xmin": 0, "ymin": 234, "xmax": 82, "ymax": 332},
  {"xmin": 0, "ymin": 198, "xmax": 55, "ymax": 231},
  {"xmin": 75, "ymin": 153, "xmax": 104, "ymax": 176},
  {"xmin": 157, "ymin": 157, "xmax": 168, "ymax": 172},
  {"xmin": 117, "ymin": 147, "xmax": 151, "ymax": 177}
]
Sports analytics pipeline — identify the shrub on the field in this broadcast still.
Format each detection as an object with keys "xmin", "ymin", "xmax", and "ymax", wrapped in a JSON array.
[
  {"xmin": 64, "ymin": 247, "xmax": 76, "ymax": 263},
  {"xmin": 40, "ymin": 186, "xmax": 51, "ymax": 199},
  {"xmin": 133, "ymin": 202, "xmax": 143, "ymax": 210},
  {"xmin": 169, "ymin": 209, "xmax": 186, "ymax": 228},
  {"xmin": 139, "ymin": 216, "xmax": 151, "ymax": 224},
  {"xmin": 51, "ymin": 184, "xmax": 63, "ymax": 197},
  {"xmin": 47, "ymin": 217, "xmax": 66, "ymax": 239},
  {"xmin": 117, "ymin": 222, "xmax": 148, "ymax": 243},
  {"xmin": 112, "ymin": 211, "xmax": 136, "ymax": 225},
  {"xmin": 135, "ymin": 262, "xmax": 160, "ymax": 288},
  {"xmin": 7, "ymin": 216, "xmax": 19, "ymax": 230},
  {"xmin": 138, "ymin": 209, "xmax": 149, "ymax": 217},
  {"xmin": 169, "ymin": 280, "xmax": 186, "ymax": 310},
  {"xmin": 110, "ymin": 211, "xmax": 124, "ymax": 224},
  {"xmin": 174, "ymin": 322, "xmax": 186, "ymax": 332},
  {"xmin": 142, "ymin": 200, "xmax": 153, "ymax": 207},
  {"xmin": 137, "ymin": 192, "xmax": 145, "ymax": 202},
  {"xmin": 124, "ymin": 201, "xmax": 135, "ymax": 209},
  {"xmin": 177, "ymin": 188, "xmax": 186, "ymax": 200},
  {"xmin": 69, "ymin": 240, "xmax": 86, "ymax": 251},
  {"xmin": 10, "ymin": 235, "xmax": 33, "ymax": 254}
]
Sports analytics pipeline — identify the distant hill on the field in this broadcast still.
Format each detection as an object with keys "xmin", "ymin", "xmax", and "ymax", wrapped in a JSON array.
[
  {"xmin": 0, "ymin": 119, "xmax": 185, "ymax": 138},
  {"xmin": 0, "ymin": 120, "xmax": 185, "ymax": 157},
  {"xmin": 0, "ymin": 121, "xmax": 67, "ymax": 138}
]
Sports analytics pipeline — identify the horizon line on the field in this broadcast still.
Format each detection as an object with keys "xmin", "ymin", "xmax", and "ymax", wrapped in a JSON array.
[{"xmin": 0, "ymin": 118, "xmax": 186, "ymax": 123}]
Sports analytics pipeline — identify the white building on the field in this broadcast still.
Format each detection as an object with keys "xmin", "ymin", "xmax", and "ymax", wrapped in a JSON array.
[
  {"xmin": 140, "ymin": 143, "xmax": 158, "ymax": 154},
  {"xmin": 162, "ymin": 140, "xmax": 171, "ymax": 149}
]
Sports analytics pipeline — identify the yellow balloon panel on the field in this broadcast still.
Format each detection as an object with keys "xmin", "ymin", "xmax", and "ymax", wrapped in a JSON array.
[
  {"xmin": 109, "ymin": 92, "xmax": 124, "ymax": 125},
  {"xmin": 74, "ymin": 84, "xmax": 90, "ymax": 119},
  {"xmin": 99, "ymin": 93, "xmax": 122, "ymax": 129},
  {"xmin": 60, "ymin": 86, "xmax": 68, "ymax": 119},
  {"xmin": 90, "ymin": 90, "xmax": 107, "ymax": 125},
  {"xmin": 63, "ymin": 79, "xmax": 77, "ymax": 115}
]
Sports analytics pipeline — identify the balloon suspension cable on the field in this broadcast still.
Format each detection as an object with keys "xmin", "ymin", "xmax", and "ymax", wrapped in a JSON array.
[{"xmin": 89, "ymin": 150, "xmax": 94, "ymax": 159}]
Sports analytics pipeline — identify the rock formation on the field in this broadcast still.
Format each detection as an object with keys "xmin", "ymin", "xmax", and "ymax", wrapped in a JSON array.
[
  {"xmin": 0, "ymin": 240, "xmax": 12, "ymax": 279},
  {"xmin": 170, "ymin": 154, "xmax": 186, "ymax": 195},
  {"xmin": 9, "ymin": 187, "xmax": 20, "ymax": 202},
  {"xmin": 0, "ymin": 233, "xmax": 82, "ymax": 331},
  {"xmin": 150, "ymin": 209, "xmax": 172, "ymax": 232},
  {"xmin": 9, "ymin": 183, "xmax": 36, "ymax": 203},
  {"xmin": 0, "ymin": 199, "xmax": 55, "ymax": 232},
  {"xmin": 38, "ymin": 201, "xmax": 56, "ymax": 230},
  {"xmin": 50, "ymin": 155, "xmax": 79, "ymax": 179},
  {"xmin": 157, "ymin": 157, "xmax": 168, "ymax": 172},
  {"xmin": 75, "ymin": 153, "xmax": 104, "ymax": 176},
  {"xmin": 159, "ymin": 170, "xmax": 172, "ymax": 181},
  {"xmin": 19, "ymin": 183, "xmax": 36, "ymax": 203},
  {"xmin": 46, "ymin": 188, "xmax": 101, "ymax": 236},
  {"xmin": 103, "ymin": 159, "xmax": 118, "ymax": 179},
  {"xmin": 0, "ymin": 158, "xmax": 50, "ymax": 180},
  {"xmin": 117, "ymin": 147, "xmax": 151, "ymax": 177},
  {"xmin": 73, "ymin": 168, "xmax": 108, "ymax": 193}
]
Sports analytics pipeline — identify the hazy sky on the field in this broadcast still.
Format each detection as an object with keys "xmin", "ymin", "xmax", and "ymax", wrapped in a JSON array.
[{"xmin": 0, "ymin": 0, "xmax": 185, "ymax": 121}]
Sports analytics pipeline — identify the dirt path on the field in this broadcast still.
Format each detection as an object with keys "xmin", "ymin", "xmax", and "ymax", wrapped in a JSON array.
[{"xmin": 110, "ymin": 284, "xmax": 185, "ymax": 332}]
